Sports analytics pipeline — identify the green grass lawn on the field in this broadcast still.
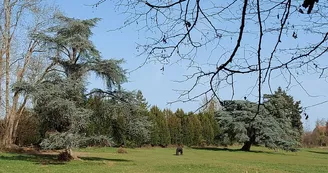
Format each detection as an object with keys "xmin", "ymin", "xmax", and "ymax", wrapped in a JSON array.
[{"xmin": 0, "ymin": 146, "xmax": 328, "ymax": 173}]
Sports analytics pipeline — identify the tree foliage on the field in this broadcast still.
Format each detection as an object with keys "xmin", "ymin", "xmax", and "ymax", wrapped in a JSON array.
[
  {"xmin": 149, "ymin": 106, "xmax": 170, "ymax": 146},
  {"xmin": 32, "ymin": 76, "xmax": 93, "ymax": 150},
  {"xmin": 12, "ymin": 14, "xmax": 127, "ymax": 157},
  {"xmin": 86, "ymin": 90, "xmax": 152, "ymax": 147},
  {"xmin": 264, "ymin": 87, "xmax": 303, "ymax": 142},
  {"xmin": 34, "ymin": 14, "xmax": 127, "ymax": 86},
  {"xmin": 217, "ymin": 98, "xmax": 301, "ymax": 151},
  {"xmin": 199, "ymin": 112, "xmax": 215, "ymax": 146},
  {"xmin": 189, "ymin": 114, "xmax": 202, "ymax": 146},
  {"xmin": 167, "ymin": 110, "xmax": 182, "ymax": 145}
]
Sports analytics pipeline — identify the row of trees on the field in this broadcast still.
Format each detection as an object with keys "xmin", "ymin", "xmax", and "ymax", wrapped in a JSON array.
[
  {"xmin": 148, "ymin": 106, "xmax": 219, "ymax": 147},
  {"xmin": 80, "ymin": 93, "xmax": 220, "ymax": 148},
  {"xmin": 9, "ymin": 91, "xmax": 220, "ymax": 148},
  {"xmin": 85, "ymin": 87, "xmax": 304, "ymax": 152},
  {"xmin": 11, "ymin": 86, "xmax": 304, "ymax": 152}
]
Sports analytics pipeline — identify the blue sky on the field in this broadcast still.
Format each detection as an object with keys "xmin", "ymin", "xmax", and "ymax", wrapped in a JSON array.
[{"xmin": 55, "ymin": 0, "xmax": 328, "ymax": 130}]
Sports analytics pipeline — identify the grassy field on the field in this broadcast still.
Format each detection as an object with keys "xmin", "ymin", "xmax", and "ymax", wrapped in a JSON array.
[{"xmin": 0, "ymin": 146, "xmax": 328, "ymax": 173}]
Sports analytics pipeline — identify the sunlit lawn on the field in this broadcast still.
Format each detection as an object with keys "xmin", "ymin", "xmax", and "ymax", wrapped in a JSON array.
[{"xmin": 0, "ymin": 146, "xmax": 328, "ymax": 173}]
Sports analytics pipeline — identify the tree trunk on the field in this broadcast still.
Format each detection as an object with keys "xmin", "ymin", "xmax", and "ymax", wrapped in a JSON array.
[
  {"xmin": 4, "ymin": 0, "xmax": 11, "ymax": 122},
  {"xmin": 3, "ymin": 92, "xmax": 19, "ymax": 146},
  {"xmin": 2, "ymin": 113, "xmax": 15, "ymax": 147},
  {"xmin": 241, "ymin": 131, "xmax": 256, "ymax": 152},
  {"xmin": 2, "ymin": 70, "xmax": 25, "ymax": 147},
  {"xmin": 241, "ymin": 141, "xmax": 252, "ymax": 151},
  {"xmin": 12, "ymin": 97, "xmax": 28, "ymax": 144},
  {"xmin": 10, "ymin": 45, "xmax": 32, "ymax": 145},
  {"xmin": 0, "ymin": 50, "xmax": 3, "ymax": 118},
  {"xmin": 1, "ymin": 0, "xmax": 12, "ymax": 147},
  {"xmin": 58, "ymin": 148, "xmax": 79, "ymax": 161},
  {"xmin": 2, "ymin": 33, "xmax": 35, "ymax": 147},
  {"xmin": 67, "ymin": 148, "xmax": 78, "ymax": 159}
]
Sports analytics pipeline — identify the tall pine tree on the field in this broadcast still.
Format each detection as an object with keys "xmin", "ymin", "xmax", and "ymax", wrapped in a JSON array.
[
  {"xmin": 14, "ymin": 14, "xmax": 126, "ymax": 159},
  {"xmin": 263, "ymin": 87, "xmax": 303, "ymax": 143},
  {"xmin": 149, "ymin": 106, "xmax": 170, "ymax": 146}
]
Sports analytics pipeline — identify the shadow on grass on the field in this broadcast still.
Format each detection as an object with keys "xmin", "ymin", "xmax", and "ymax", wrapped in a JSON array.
[
  {"xmin": 79, "ymin": 156, "xmax": 131, "ymax": 162},
  {"xmin": 191, "ymin": 147, "xmax": 240, "ymax": 152},
  {"xmin": 172, "ymin": 154, "xmax": 183, "ymax": 156},
  {"xmin": 0, "ymin": 153, "xmax": 65, "ymax": 165},
  {"xmin": 308, "ymin": 150, "xmax": 328, "ymax": 155},
  {"xmin": 190, "ymin": 147, "xmax": 286, "ymax": 155},
  {"xmin": 0, "ymin": 152, "xmax": 132, "ymax": 165}
]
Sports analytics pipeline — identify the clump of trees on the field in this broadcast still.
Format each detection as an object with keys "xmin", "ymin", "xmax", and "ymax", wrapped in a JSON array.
[
  {"xmin": 86, "ymin": 90, "xmax": 152, "ymax": 148},
  {"xmin": 85, "ymin": 97, "xmax": 221, "ymax": 148},
  {"xmin": 147, "ymin": 104, "xmax": 220, "ymax": 147},
  {"xmin": 302, "ymin": 119, "xmax": 328, "ymax": 147},
  {"xmin": 10, "ymin": 14, "xmax": 131, "ymax": 159}
]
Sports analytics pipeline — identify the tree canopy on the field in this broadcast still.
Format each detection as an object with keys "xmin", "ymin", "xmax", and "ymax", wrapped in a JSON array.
[
  {"xmin": 92, "ymin": 0, "xmax": 328, "ymax": 115},
  {"xmin": 216, "ymin": 88, "xmax": 302, "ymax": 151},
  {"xmin": 12, "ymin": 14, "xmax": 129, "ymax": 158}
]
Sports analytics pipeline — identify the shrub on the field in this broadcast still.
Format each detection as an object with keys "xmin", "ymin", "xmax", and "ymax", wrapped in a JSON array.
[{"xmin": 15, "ymin": 111, "xmax": 41, "ymax": 147}]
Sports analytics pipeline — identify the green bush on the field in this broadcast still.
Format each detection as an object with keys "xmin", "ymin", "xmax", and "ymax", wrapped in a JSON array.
[{"xmin": 15, "ymin": 111, "xmax": 41, "ymax": 147}]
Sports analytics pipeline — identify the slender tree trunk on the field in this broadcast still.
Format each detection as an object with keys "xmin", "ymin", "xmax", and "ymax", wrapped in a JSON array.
[
  {"xmin": 0, "ymin": 49, "xmax": 3, "ymax": 118},
  {"xmin": 10, "ymin": 41, "xmax": 34, "ymax": 145},
  {"xmin": 2, "ymin": 0, "xmax": 13, "ymax": 147},
  {"xmin": 0, "ymin": 0, "xmax": 7, "ymax": 119},
  {"xmin": 10, "ymin": 93, "xmax": 21, "ymax": 145},
  {"xmin": 0, "ymin": 51, "xmax": 3, "ymax": 144},
  {"xmin": 12, "ymin": 97, "xmax": 27, "ymax": 144},
  {"xmin": 5, "ymin": 0, "xmax": 11, "ymax": 117},
  {"xmin": 2, "ymin": 29, "xmax": 35, "ymax": 146}
]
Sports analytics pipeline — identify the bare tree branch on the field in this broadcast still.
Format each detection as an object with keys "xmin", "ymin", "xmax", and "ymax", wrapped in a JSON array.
[{"xmin": 98, "ymin": 0, "xmax": 328, "ymax": 113}]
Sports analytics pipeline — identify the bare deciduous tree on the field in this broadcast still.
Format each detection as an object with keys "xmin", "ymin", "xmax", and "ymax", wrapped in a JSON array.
[
  {"xmin": 91, "ymin": 0, "xmax": 328, "ymax": 114},
  {"xmin": 0, "ymin": 0, "xmax": 57, "ymax": 147}
]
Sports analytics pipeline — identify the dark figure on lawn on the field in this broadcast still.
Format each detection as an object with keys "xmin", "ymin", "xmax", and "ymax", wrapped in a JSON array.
[{"xmin": 176, "ymin": 144, "xmax": 183, "ymax": 155}]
